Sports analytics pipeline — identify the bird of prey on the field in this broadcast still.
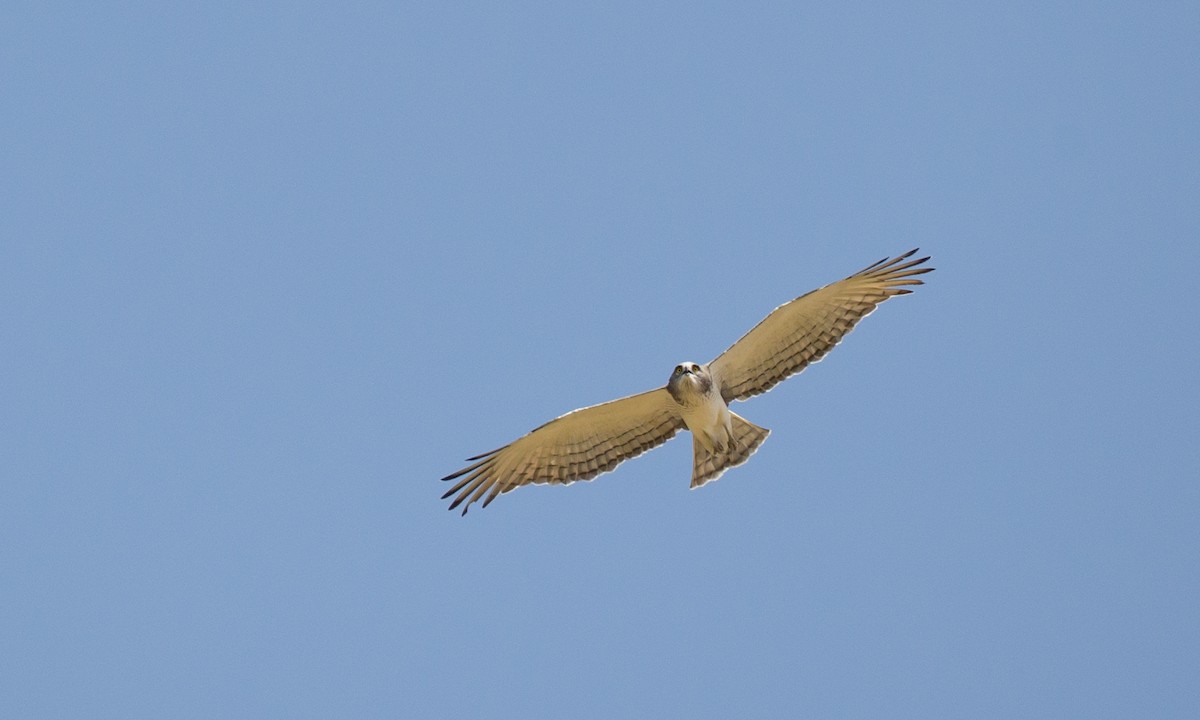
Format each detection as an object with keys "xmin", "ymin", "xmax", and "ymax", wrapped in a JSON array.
[{"xmin": 441, "ymin": 249, "xmax": 932, "ymax": 514}]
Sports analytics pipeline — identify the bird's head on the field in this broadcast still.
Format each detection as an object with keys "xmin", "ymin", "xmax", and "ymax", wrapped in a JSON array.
[{"xmin": 667, "ymin": 361, "xmax": 711, "ymax": 402}]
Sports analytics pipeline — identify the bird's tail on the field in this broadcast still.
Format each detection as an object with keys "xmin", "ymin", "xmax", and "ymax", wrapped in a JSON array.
[{"xmin": 691, "ymin": 412, "xmax": 770, "ymax": 489}]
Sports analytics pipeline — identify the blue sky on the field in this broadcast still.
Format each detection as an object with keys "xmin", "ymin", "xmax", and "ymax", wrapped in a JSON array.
[{"xmin": 2, "ymin": 2, "xmax": 1198, "ymax": 717}]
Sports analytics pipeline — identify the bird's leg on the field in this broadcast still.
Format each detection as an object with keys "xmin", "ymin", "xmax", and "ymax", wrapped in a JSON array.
[{"xmin": 722, "ymin": 415, "xmax": 739, "ymax": 454}]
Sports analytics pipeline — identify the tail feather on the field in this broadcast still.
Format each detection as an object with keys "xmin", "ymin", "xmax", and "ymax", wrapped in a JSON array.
[{"xmin": 691, "ymin": 412, "xmax": 770, "ymax": 489}]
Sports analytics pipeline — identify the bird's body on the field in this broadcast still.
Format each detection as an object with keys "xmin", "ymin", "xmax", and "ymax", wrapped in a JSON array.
[
  {"xmin": 667, "ymin": 362, "xmax": 728, "ymax": 452},
  {"xmin": 441, "ymin": 250, "xmax": 933, "ymax": 514},
  {"xmin": 667, "ymin": 361, "xmax": 771, "ymax": 488}
]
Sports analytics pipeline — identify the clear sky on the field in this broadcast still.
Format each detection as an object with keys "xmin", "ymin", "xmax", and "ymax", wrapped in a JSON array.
[{"xmin": 3, "ymin": 2, "xmax": 1197, "ymax": 718}]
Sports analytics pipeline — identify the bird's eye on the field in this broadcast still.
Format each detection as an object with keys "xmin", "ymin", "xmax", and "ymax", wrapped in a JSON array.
[{"xmin": 674, "ymin": 365, "xmax": 682, "ymax": 375}]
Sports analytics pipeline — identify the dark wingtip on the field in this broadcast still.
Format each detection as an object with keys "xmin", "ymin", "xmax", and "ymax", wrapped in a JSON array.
[
  {"xmin": 465, "ymin": 445, "xmax": 506, "ymax": 462},
  {"xmin": 864, "ymin": 255, "xmax": 889, "ymax": 272},
  {"xmin": 440, "ymin": 469, "xmax": 464, "ymax": 482}
]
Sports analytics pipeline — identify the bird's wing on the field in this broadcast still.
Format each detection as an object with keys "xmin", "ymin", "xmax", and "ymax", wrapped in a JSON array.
[
  {"xmin": 709, "ymin": 249, "xmax": 932, "ymax": 402},
  {"xmin": 441, "ymin": 388, "xmax": 685, "ymax": 514}
]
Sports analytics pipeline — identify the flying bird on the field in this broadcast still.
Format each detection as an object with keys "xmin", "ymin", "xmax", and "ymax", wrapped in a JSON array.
[{"xmin": 441, "ymin": 249, "xmax": 932, "ymax": 514}]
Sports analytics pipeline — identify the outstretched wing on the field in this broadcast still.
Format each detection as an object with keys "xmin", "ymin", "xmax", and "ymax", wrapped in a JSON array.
[
  {"xmin": 710, "ymin": 249, "xmax": 933, "ymax": 402},
  {"xmin": 441, "ymin": 388, "xmax": 685, "ymax": 515}
]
